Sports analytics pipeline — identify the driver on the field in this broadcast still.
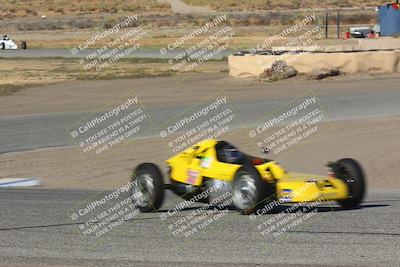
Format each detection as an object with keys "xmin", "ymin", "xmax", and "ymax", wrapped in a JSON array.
[
  {"xmin": 218, "ymin": 143, "xmax": 244, "ymax": 164},
  {"xmin": 223, "ymin": 148, "xmax": 242, "ymax": 163}
]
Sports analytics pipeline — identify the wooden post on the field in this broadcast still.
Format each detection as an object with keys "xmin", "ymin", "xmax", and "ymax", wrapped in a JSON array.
[
  {"xmin": 337, "ymin": 10, "xmax": 341, "ymax": 39},
  {"xmin": 325, "ymin": 9, "xmax": 329, "ymax": 39}
]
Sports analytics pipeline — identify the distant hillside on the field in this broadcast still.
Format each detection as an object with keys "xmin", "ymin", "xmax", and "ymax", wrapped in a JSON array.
[
  {"xmin": 0, "ymin": 0, "xmax": 382, "ymax": 32},
  {"xmin": 0, "ymin": 0, "xmax": 170, "ymax": 18},
  {"xmin": 0, "ymin": 0, "xmax": 393, "ymax": 19},
  {"xmin": 183, "ymin": 0, "xmax": 392, "ymax": 11}
]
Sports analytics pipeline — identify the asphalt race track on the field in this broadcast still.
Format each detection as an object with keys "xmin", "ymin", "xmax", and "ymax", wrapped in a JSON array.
[
  {"xmin": 1, "ymin": 77, "xmax": 400, "ymax": 266},
  {"xmin": 0, "ymin": 188, "xmax": 399, "ymax": 267},
  {"xmin": 1, "ymin": 86, "xmax": 400, "ymax": 154}
]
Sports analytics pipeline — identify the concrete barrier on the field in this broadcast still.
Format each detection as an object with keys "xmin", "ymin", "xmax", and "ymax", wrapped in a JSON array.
[
  {"xmin": 272, "ymin": 38, "xmax": 400, "ymax": 53},
  {"xmin": 229, "ymin": 50, "xmax": 400, "ymax": 78}
]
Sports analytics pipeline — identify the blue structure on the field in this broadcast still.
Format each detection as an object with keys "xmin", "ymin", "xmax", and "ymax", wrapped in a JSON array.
[{"xmin": 379, "ymin": 3, "xmax": 400, "ymax": 36}]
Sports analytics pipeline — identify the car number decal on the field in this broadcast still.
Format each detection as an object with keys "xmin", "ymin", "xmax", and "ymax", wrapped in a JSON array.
[{"xmin": 187, "ymin": 169, "xmax": 200, "ymax": 184}]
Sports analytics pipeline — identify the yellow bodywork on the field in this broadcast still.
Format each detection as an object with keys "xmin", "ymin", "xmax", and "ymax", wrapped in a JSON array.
[
  {"xmin": 275, "ymin": 172, "xmax": 348, "ymax": 202},
  {"xmin": 165, "ymin": 139, "xmax": 349, "ymax": 203}
]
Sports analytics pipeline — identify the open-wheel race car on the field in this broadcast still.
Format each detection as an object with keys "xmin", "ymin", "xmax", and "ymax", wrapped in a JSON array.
[
  {"xmin": 130, "ymin": 139, "xmax": 366, "ymax": 214},
  {"xmin": 1, "ymin": 35, "xmax": 27, "ymax": 50}
]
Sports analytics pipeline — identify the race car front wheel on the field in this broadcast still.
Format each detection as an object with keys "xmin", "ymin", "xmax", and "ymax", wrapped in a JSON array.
[
  {"xmin": 232, "ymin": 166, "xmax": 268, "ymax": 214},
  {"xmin": 1, "ymin": 43, "xmax": 5, "ymax": 50},
  {"xmin": 131, "ymin": 163, "xmax": 165, "ymax": 212},
  {"xmin": 334, "ymin": 158, "xmax": 366, "ymax": 209}
]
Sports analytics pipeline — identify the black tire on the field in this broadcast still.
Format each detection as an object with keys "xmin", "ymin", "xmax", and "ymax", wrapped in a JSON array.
[
  {"xmin": 334, "ymin": 158, "xmax": 366, "ymax": 209},
  {"xmin": 232, "ymin": 166, "xmax": 270, "ymax": 214},
  {"xmin": 130, "ymin": 163, "xmax": 164, "ymax": 212},
  {"xmin": 21, "ymin": 41, "xmax": 27, "ymax": 49},
  {"xmin": 1, "ymin": 43, "xmax": 5, "ymax": 50}
]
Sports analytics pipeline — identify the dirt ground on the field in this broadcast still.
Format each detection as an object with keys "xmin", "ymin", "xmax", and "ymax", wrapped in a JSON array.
[
  {"xmin": 1, "ymin": 73, "xmax": 400, "ymax": 190},
  {"xmin": 0, "ymin": 58, "xmax": 227, "ymax": 96},
  {"xmin": 0, "ymin": 71, "xmax": 398, "ymax": 116},
  {"xmin": 0, "ymin": 116, "xmax": 399, "ymax": 190}
]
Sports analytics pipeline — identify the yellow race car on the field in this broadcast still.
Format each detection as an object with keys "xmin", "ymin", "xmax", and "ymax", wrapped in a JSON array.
[{"xmin": 130, "ymin": 139, "xmax": 366, "ymax": 214}]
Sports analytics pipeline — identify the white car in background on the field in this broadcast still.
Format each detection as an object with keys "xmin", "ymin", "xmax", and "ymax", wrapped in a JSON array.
[
  {"xmin": 349, "ymin": 27, "xmax": 372, "ymax": 38},
  {"xmin": 0, "ymin": 35, "xmax": 27, "ymax": 50}
]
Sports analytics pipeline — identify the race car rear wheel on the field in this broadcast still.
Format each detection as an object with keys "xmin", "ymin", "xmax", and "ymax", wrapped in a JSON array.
[
  {"xmin": 131, "ymin": 163, "xmax": 164, "ymax": 212},
  {"xmin": 334, "ymin": 158, "xmax": 366, "ymax": 209},
  {"xmin": 232, "ymin": 166, "xmax": 269, "ymax": 214},
  {"xmin": 1, "ymin": 43, "xmax": 5, "ymax": 50},
  {"xmin": 21, "ymin": 41, "xmax": 27, "ymax": 49}
]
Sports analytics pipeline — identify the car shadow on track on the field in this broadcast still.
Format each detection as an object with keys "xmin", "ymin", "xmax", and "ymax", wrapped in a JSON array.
[
  {"xmin": 263, "ymin": 203, "xmax": 389, "ymax": 214},
  {"xmin": 155, "ymin": 203, "xmax": 389, "ymax": 215}
]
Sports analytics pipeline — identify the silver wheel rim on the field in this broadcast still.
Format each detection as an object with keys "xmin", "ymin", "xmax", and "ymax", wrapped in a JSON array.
[
  {"xmin": 131, "ymin": 173, "xmax": 155, "ymax": 208},
  {"xmin": 232, "ymin": 173, "xmax": 257, "ymax": 210}
]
